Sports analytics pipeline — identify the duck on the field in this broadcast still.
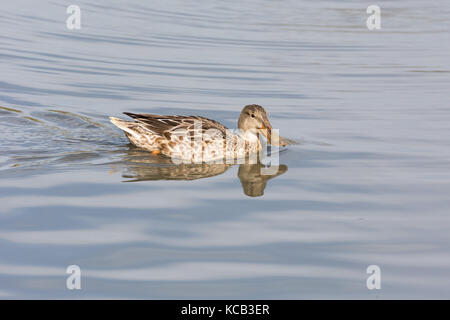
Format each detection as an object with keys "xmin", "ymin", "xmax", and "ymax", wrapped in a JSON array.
[{"xmin": 110, "ymin": 104, "xmax": 287, "ymax": 163}]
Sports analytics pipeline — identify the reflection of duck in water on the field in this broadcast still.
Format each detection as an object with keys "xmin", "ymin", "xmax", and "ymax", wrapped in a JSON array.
[
  {"xmin": 123, "ymin": 159, "xmax": 231, "ymax": 181},
  {"xmin": 238, "ymin": 163, "xmax": 287, "ymax": 197},
  {"xmin": 118, "ymin": 149, "xmax": 287, "ymax": 197},
  {"xmin": 110, "ymin": 104, "xmax": 287, "ymax": 163}
]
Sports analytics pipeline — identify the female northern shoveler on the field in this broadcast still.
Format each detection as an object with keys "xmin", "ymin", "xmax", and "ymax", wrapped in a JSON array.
[{"xmin": 110, "ymin": 104, "xmax": 286, "ymax": 163}]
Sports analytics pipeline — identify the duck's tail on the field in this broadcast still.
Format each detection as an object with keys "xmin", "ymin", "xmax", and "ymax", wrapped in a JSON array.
[
  {"xmin": 109, "ymin": 117, "xmax": 141, "ymax": 139},
  {"xmin": 110, "ymin": 116, "xmax": 161, "ymax": 153}
]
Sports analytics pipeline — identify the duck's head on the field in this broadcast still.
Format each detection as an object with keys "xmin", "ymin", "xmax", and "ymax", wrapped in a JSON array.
[{"xmin": 238, "ymin": 104, "xmax": 287, "ymax": 146}]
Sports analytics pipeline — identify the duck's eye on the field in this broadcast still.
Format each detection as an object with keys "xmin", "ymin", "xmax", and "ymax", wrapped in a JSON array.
[{"xmin": 251, "ymin": 114, "xmax": 255, "ymax": 118}]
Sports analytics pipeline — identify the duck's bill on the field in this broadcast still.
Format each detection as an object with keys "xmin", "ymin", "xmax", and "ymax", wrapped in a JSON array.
[
  {"xmin": 258, "ymin": 122, "xmax": 287, "ymax": 147},
  {"xmin": 272, "ymin": 131, "xmax": 288, "ymax": 146}
]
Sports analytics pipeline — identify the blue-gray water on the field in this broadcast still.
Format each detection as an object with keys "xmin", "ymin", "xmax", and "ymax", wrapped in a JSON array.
[{"xmin": 1, "ymin": 0, "xmax": 450, "ymax": 299}]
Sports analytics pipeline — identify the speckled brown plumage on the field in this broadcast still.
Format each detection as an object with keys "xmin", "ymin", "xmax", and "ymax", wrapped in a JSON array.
[{"xmin": 110, "ymin": 105, "xmax": 286, "ymax": 163}]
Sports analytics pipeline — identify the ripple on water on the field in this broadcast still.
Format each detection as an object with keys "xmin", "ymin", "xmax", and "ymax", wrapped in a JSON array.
[{"xmin": 1, "ymin": 0, "xmax": 450, "ymax": 299}]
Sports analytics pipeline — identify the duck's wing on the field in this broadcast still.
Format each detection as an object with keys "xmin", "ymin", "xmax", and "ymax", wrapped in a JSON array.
[{"xmin": 123, "ymin": 112, "xmax": 229, "ymax": 139}]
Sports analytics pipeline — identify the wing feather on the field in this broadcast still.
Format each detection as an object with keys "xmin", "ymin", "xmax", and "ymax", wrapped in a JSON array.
[{"xmin": 123, "ymin": 112, "xmax": 229, "ymax": 140}]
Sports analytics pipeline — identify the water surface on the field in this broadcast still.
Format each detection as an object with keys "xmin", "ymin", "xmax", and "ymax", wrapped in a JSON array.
[{"xmin": 1, "ymin": 0, "xmax": 450, "ymax": 298}]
